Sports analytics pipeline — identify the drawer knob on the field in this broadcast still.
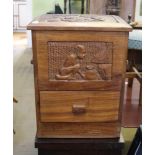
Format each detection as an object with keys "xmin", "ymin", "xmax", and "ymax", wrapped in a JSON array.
[{"xmin": 72, "ymin": 104, "xmax": 86, "ymax": 115}]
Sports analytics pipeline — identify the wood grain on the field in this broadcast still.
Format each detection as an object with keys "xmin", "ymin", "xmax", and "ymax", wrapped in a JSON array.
[
  {"xmin": 31, "ymin": 31, "xmax": 41, "ymax": 128},
  {"xmin": 34, "ymin": 31, "xmax": 128, "ymax": 91},
  {"xmin": 37, "ymin": 122, "xmax": 120, "ymax": 138},
  {"xmin": 38, "ymin": 78, "xmax": 122, "ymax": 91},
  {"xmin": 27, "ymin": 15, "xmax": 131, "ymax": 139},
  {"xmin": 27, "ymin": 14, "xmax": 132, "ymax": 32},
  {"xmin": 40, "ymin": 91, "xmax": 120, "ymax": 123}
]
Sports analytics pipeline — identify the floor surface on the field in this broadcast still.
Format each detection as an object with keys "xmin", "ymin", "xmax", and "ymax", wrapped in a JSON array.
[
  {"xmin": 13, "ymin": 32, "xmax": 37, "ymax": 155},
  {"xmin": 122, "ymin": 79, "xmax": 142, "ymax": 128}
]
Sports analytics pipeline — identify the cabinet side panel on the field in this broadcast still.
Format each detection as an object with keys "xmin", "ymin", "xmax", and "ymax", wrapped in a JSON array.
[
  {"xmin": 32, "ymin": 31, "xmax": 40, "ymax": 135},
  {"xmin": 118, "ymin": 33, "xmax": 129, "ymax": 123}
]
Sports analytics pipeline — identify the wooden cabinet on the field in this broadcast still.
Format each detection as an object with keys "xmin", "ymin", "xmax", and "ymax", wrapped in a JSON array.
[{"xmin": 27, "ymin": 14, "xmax": 131, "ymax": 139}]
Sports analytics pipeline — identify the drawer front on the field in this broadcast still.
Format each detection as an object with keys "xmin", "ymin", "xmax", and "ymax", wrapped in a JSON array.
[
  {"xmin": 40, "ymin": 91, "xmax": 120, "ymax": 123},
  {"xmin": 33, "ymin": 31, "xmax": 128, "ymax": 91}
]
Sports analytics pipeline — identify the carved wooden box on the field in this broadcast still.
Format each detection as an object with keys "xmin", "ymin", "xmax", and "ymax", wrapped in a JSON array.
[{"xmin": 27, "ymin": 14, "xmax": 132, "ymax": 138}]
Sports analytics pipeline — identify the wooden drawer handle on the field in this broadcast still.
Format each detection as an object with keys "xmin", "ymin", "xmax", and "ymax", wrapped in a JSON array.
[{"xmin": 72, "ymin": 104, "xmax": 86, "ymax": 115}]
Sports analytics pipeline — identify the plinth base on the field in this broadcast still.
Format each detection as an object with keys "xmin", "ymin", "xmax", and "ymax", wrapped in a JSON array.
[{"xmin": 35, "ymin": 135, "xmax": 124, "ymax": 155}]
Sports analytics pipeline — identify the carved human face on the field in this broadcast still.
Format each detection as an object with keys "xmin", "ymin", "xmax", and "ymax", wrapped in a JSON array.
[
  {"xmin": 78, "ymin": 52, "xmax": 86, "ymax": 59},
  {"xmin": 77, "ymin": 45, "xmax": 86, "ymax": 59}
]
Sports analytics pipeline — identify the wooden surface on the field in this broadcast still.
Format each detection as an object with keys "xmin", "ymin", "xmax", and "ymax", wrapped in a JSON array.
[
  {"xmin": 35, "ymin": 135, "xmax": 124, "ymax": 155},
  {"xmin": 28, "ymin": 15, "xmax": 131, "ymax": 138},
  {"xmin": 37, "ymin": 122, "xmax": 120, "ymax": 138},
  {"xmin": 35, "ymin": 30, "xmax": 129, "ymax": 91},
  {"xmin": 40, "ymin": 91, "xmax": 120, "ymax": 123},
  {"xmin": 27, "ymin": 14, "xmax": 132, "ymax": 31}
]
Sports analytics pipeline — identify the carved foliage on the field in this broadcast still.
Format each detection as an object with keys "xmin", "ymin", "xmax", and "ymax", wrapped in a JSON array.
[{"xmin": 48, "ymin": 42, "xmax": 113, "ymax": 81}]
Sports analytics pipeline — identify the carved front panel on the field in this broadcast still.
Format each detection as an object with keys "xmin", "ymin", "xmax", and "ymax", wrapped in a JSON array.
[{"xmin": 48, "ymin": 42, "xmax": 113, "ymax": 81}]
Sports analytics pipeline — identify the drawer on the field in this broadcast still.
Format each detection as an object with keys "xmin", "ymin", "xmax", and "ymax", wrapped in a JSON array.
[{"xmin": 40, "ymin": 91, "xmax": 120, "ymax": 123}]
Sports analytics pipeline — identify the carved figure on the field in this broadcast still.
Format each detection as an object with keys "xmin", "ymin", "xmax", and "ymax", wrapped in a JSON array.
[
  {"xmin": 55, "ymin": 45, "xmax": 86, "ymax": 80},
  {"xmin": 90, "ymin": 49, "xmax": 112, "ymax": 80},
  {"xmin": 79, "ymin": 65, "xmax": 100, "ymax": 80},
  {"xmin": 53, "ymin": 43, "xmax": 112, "ymax": 80}
]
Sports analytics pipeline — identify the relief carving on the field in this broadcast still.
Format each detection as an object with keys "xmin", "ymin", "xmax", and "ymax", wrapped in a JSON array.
[
  {"xmin": 79, "ymin": 65, "xmax": 100, "ymax": 80},
  {"xmin": 48, "ymin": 42, "xmax": 113, "ymax": 81},
  {"xmin": 55, "ymin": 45, "xmax": 86, "ymax": 80}
]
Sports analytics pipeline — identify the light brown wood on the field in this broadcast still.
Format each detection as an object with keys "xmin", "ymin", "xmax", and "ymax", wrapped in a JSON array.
[
  {"xmin": 31, "ymin": 31, "xmax": 41, "ymax": 129},
  {"xmin": 37, "ymin": 122, "xmax": 120, "ymax": 138},
  {"xmin": 40, "ymin": 91, "xmax": 120, "ymax": 123},
  {"xmin": 27, "ymin": 14, "xmax": 132, "ymax": 32},
  {"xmin": 39, "ymin": 80, "xmax": 122, "ymax": 91},
  {"xmin": 35, "ymin": 31, "xmax": 129, "ymax": 91},
  {"xmin": 27, "ymin": 14, "xmax": 131, "ymax": 138}
]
